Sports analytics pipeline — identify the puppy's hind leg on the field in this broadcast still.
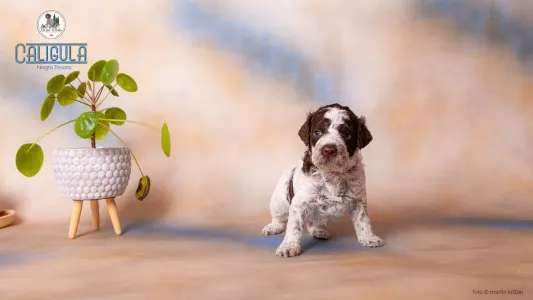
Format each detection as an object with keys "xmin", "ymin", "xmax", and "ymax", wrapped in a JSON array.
[
  {"xmin": 262, "ymin": 167, "xmax": 294, "ymax": 235},
  {"xmin": 261, "ymin": 190, "xmax": 290, "ymax": 235}
]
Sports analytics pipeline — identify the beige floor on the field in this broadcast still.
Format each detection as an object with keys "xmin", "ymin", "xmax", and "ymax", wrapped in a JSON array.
[{"xmin": 0, "ymin": 217, "xmax": 532, "ymax": 300}]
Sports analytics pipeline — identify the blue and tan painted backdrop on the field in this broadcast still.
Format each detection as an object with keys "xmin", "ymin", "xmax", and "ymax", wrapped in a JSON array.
[{"xmin": 1, "ymin": 0, "xmax": 533, "ymax": 224}]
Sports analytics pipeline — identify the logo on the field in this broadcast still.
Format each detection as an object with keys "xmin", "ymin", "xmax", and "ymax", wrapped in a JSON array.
[
  {"xmin": 37, "ymin": 10, "xmax": 66, "ymax": 39},
  {"xmin": 15, "ymin": 10, "xmax": 86, "ymax": 70},
  {"xmin": 15, "ymin": 43, "xmax": 88, "ymax": 67}
]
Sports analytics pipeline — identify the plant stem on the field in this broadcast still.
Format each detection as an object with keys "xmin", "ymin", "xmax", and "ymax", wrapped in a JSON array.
[
  {"xmin": 97, "ymin": 119, "xmax": 159, "ymax": 131},
  {"xmin": 90, "ymin": 72, "xmax": 96, "ymax": 149},
  {"xmin": 69, "ymin": 83, "xmax": 91, "ymax": 104},
  {"xmin": 91, "ymin": 104, "xmax": 96, "ymax": 148},
  {"xmin": 96, "ymin": 83, "xmax": 117, "ymax": 108},
  {"xmin": 91, "ymin": 72, "xmax": 96, "ymax": 105},
  {"xmin": 75, "ymin": 100, "xmax": 91, "ymax": 107},
  {"xmin": 95, "ymin": 86, "xmax": 104, "ymax": 103},
  {"xmin": 101, "ymin": 123, "xmax": 144, "ymax": 176},
  {"xmin": 29, "ymin": 119, "xmax": 76, "ymax": 151}
]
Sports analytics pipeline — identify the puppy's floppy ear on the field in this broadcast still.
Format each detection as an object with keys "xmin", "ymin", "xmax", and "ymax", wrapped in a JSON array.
[
  {"xmin": 298, "ymin": 112, "xmax": 313, "ymax": 146},
  {"xmin": 357, "ymin": 116, "xmax": 373, "ymax": 149}
]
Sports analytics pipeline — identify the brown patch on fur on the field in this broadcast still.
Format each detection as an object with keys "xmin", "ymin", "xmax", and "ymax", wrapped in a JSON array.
[
  {"xmin": 298, "ymin": 107, "xmax": 330, "ymax": 174},
  {"xmin": 298, "ymin": 106, "xmax": 331, "ymax": 148},
  {"xmin": 356, "ymin": 116, "xmax": 373, "ymax": 149},
  {"xmin": 288, "ymin": 171, "xmax": 295, "ymax": 204},
  {"xmin": 341, "ymin": 107, "xmax": 373, "ymax": 154},
  {"xmin": 298, "ymin": 108, "xmax": 330, "ymax": 174},
  {"xmin": 301, "ymin": 150, "xmax": 316, "ymax": 173},
  {"xmin": 298, "ymin": 112, "xmax": 313, "ymax": 146}
]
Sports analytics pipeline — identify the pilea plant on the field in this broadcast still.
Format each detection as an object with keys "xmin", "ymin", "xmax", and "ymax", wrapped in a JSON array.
[{"xmin": 15, "ymin": 59, "xmax": 171, "ymax": 200}]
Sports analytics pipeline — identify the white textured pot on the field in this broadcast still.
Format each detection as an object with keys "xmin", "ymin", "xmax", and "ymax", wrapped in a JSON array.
[{"xmin": 52, "ymin": 147, "xmax": 132, "ymax": 200}]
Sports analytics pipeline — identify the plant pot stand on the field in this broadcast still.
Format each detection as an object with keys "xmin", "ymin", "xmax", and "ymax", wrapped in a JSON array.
[
  {"xmin": 69, "ymin": 198, "xmax": 122, "ymax": 239},
  {"xmin": 52, "ymin": 147, "xmax": 132, "ymax": 239}
]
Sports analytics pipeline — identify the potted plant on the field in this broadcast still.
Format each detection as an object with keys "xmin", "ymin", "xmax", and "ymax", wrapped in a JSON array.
[{"xmin": 15, "ymin": 59, "xmax": 172, "ymax": 239}]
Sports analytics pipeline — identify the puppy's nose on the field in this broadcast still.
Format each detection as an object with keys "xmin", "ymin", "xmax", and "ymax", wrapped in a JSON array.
[{"xmin": 322, "ymin": 145, "xmax": 338, "ymax": 157}]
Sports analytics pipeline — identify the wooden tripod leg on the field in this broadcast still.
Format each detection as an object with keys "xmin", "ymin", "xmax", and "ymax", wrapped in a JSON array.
[
  {"xmin": 90, "ymin": 200, "xmax": 100, "ymax": 230},
  {"xmin": 105, "ymin": 198, "xmax": 122, "ymax": 235},
  {"xmin": 69, "ymin": 200, "xmax": 83, "ymax": 239}
]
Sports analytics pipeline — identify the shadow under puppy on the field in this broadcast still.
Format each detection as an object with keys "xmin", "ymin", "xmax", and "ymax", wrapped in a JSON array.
[{"xmin": 262, "ymin": 103, "xmax": 385, "ymax": 257}]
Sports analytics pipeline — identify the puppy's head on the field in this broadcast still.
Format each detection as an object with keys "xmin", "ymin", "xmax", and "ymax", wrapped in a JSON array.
[{"xmin": 298, "ymin": 103, "xmax": 372, "ymax": 173}]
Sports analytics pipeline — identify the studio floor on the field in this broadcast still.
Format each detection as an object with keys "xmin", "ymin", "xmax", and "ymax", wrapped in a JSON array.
[{"xmin": 1, "ymin": 217, "xmax": 532, "ymax": 300}]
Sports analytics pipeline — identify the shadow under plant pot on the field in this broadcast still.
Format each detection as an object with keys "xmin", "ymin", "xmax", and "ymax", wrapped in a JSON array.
[{"xmin": 53, "ymin": 147, "xmax": 131, "ymax": 239}]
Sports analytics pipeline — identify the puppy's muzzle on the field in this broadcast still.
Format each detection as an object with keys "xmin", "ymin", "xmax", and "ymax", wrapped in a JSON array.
[{"xmin": 321, "ymin": 144, "xmax": 338, "ymax": 161}]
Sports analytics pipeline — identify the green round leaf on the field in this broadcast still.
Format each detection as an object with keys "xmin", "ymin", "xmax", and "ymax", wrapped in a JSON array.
[
  {"xmin": 74, "ymin": 112, "xmax": 98, "ymax": 138},
  {"xmin": 94, "ymin": 112, "xmax": 109, "ymax": 140},
  {"xmin": 87, "ymin": 60, "xmax": 107, "ymax": 82},
  {"xmin": 65, "ymin": 71, "xmax": 80, "ymax": 84},
  {"xmin": 57, "ymin": 86, "xmax": 79, "ymax": 106},
  {"xmin": 87, "ymin": 81, "xmax": 92, "ymax": 91},
  {"xmin": 94, "ymin": 123, "xmax": 109, "ymax": 140},
  {"xmin": 105, "ymin": 84, "xmax": 119, "ymax": 97},
  {"xmin": 95, "ymin": 123, "xmax": 109, "ymax": 140},
  {"xmin": 77, "ymin": 82, "xmax": 87, "ymax": 99},
  {"xmin": 116, "ymin": 73, "xmax": 138, "ymax": 92},
  {"xmin": 101, "ymin": 59, "xmax": 119, "ymax": 85},
  {"xmin": 47, "ymin": 74, "xmax": 65, "ymax": 94},
  {"xmin": 135, "ymin": 175, "xmax": 151, "ymax": 201},
  {"xmin": 104, "ymin": 107, "xmax": 126, "ymax": 125},
  {"xmin": 16, "ymin": 143, "xmax": 44, "ymax": 177},
  {"xmin": 161, "ymin": 123, "xmax": 171, "ymax": 157},
  {"xmin": 40, "ymin": 94, "xmax": 55, "ymax": 121}
]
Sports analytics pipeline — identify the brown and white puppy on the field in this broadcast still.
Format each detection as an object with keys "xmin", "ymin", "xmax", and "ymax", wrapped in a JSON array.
[{"xmin": 262, "ymin": 103, "xmax": 385, "ymax": 257}]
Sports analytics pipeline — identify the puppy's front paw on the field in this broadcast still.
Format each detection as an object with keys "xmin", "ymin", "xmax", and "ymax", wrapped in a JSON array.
[
  {"xmin": 358, "ymin": 235, "xmax": 385, "ymax": 248},
  {"xmin": 275, "ymin": 242, "xmax": 302, "ymax": 258},
  {"xmin": 262, "ymin": 222, "xmax": 285, "ymax": 235},
  {"xmin": 309, "ymin": 228, "xmax": 330, "ymax": 240}
]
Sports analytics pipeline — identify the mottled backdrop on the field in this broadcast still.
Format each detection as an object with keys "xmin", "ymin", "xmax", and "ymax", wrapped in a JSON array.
[{"xmin": 1, "ymin": 0, "xmax": 532, "ymax": 226}]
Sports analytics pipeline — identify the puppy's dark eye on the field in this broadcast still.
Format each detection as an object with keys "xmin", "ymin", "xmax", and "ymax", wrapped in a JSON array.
[
  {"xmin": 341, "ymin": 130, "xmax": 351, "ymax": 138},
  {"xmin": 314, "ymin": 130, "xmax": 322, "ymax": 137}
]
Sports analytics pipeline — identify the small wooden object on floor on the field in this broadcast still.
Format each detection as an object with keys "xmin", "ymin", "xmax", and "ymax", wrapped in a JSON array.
[{"xmin": 68, "ymin": 197, "xmax": 122, "ymax": 239}]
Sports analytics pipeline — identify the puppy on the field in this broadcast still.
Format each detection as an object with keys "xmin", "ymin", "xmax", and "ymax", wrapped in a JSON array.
[{"xmin": 262, "ymin": 103, "xmax": 385, "ymax": 257}]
